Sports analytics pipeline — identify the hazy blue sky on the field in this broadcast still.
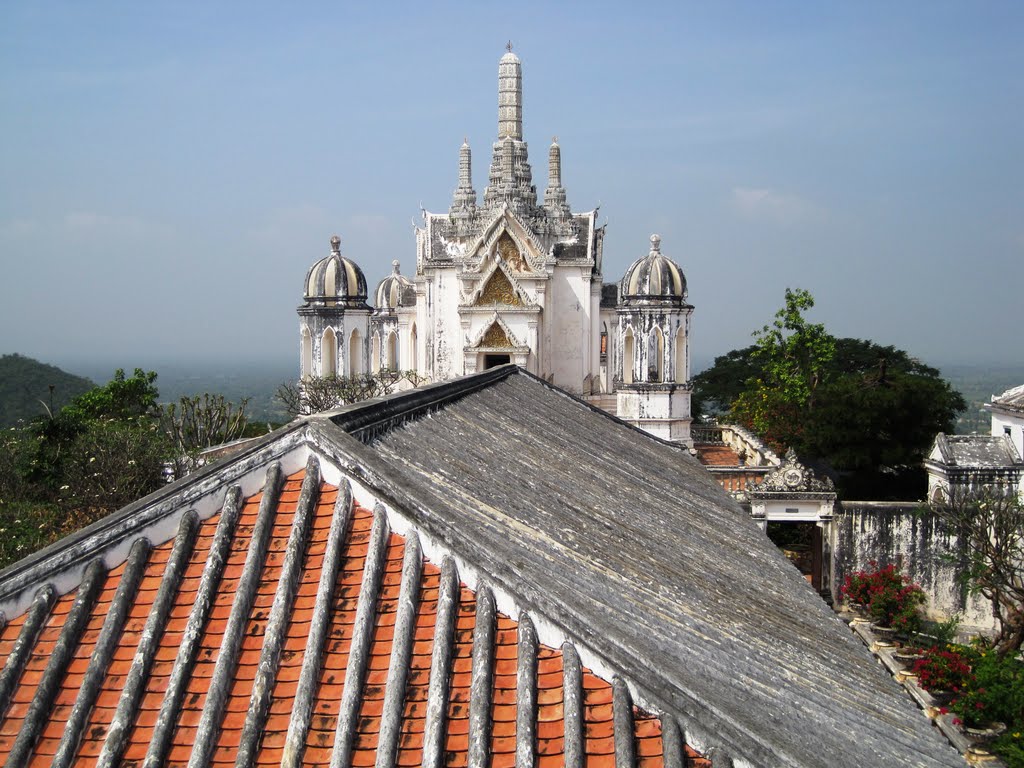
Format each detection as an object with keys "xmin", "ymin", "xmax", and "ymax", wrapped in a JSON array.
[{"xmin": 1, "ymin": 1, "xmax": 1021, "ymax": 373}]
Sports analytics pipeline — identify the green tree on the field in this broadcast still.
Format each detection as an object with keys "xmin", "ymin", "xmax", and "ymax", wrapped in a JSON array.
[
  {"xmin": 696, "ymin": 290, "xmax": 965, "ymax": 498},
  {"xmin": 692, "ymin": 345, "xmax": 758, "ymax": 418},
  {"xmin": 730, "ymin": 288, "xmax": 835, "ymax": 447}
]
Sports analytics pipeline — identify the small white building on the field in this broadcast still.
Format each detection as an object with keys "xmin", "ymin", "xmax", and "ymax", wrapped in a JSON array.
[
  {"xmin": 296, "ymin": 49, "xmax": 694, "ymax": 444},
  {"xmin": 986, "ymin": 384, "xmax": 1024, "ymax": 495}
]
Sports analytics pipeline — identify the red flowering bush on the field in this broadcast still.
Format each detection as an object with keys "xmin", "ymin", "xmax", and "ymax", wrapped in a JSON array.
[
  {"xmin": 841, "ymin": 569, "xmax": 872, "ymax": 606},
  {"xmin": 841, "ymin": 562, "xmax": 926, "ymax": 632},
  {"xmin": 913, "ymin": 645, "xmax": 974, "ymax": 694},
  {"xmin": 950, "ymin": 643, "xmax": 1024, "ymax": 728}
]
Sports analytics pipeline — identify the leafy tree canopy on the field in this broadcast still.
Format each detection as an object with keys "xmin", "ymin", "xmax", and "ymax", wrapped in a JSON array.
[{"xmin": 693, "ymin": 288, "xmax": 965, "ymax": 498}]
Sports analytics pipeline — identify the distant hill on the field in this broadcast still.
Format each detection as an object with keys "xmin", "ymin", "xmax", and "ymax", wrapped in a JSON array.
[{"xmin": 0, "ymin": 354, "xmax": 95, "ymax": 426}]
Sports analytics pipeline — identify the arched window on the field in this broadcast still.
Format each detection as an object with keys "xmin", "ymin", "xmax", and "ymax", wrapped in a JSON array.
[
  {"xmin": 600, "ymin": 323, "xmax": 608, "ymax": 362},
  {"xmin": 675, "ymin": 327, "xmax": 686, "ymax": 384},
  {"xmin": 649, "ymin": 327, "xmax": 664, "ymax": 382},
  {"xmin": 387, "ymin": 331, "xmax": 399, "ymax": 370},
  {"xmin": 371, "ymin": 333, "xmax": 381, "ymax": 374},
  {"xmin": 301, "ymin": 328, "xmax": 313, "ymax": 379},
  {"xmin": 322, "ymin": 328, "xmax": 337, "ymax": 378},
  {"xmin": 349, "ymin": 329, "xmax": 362, "ymax": 377},
  {"xmin": 409, "ymin": 323, "xmax": 418, "ymax": 372},
  {"xmin": 623, "ymin": 327, "xmax": 634, "ymax": 385}
]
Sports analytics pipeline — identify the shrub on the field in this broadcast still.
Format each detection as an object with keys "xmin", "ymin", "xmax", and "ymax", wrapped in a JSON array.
[
  {"xmin": 842, "ymin": 562, "xmax": 927, "ymax": 633},
  {"xmin": 951, "ymin": 643, "xmax": 1024, "ymax": 728},
  {"xmin": 912, "ymin": 645, "xmax": 975, "ymax": 694}
]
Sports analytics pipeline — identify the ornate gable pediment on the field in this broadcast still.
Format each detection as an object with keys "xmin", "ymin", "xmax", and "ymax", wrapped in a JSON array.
[
  {"xmin": 464, "ymin": 259, "xmax": 532, "ymax": 308},
  {"xmin": 470, "ymin": 312, "xmax": 527, "ymax": 350},
  {"xmin": 467, "ymin": 207, "xmax": 545, "ymax": 273},
  {"xmin": 749, "ymin": 448, "xmax": 835, "ymax": 496},
  {"xmin": 475, "ymin": 269, "xmax": 522, "ymax": 307}
]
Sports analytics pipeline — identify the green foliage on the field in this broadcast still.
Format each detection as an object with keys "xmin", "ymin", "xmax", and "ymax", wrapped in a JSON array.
[
  {"xmin": 0, "ymin": 353, "xmax": 94, "ymax": 427},
  {"xmin": 692, "ymin": 345, "xmax": 758, "ymax": 418},
  {"xmin": 695, "ymin": 289, "xmax": 965, "ymax": 498},
  {"xmin": 0, "ymin": 501, "xmax": 65, "ymax": 569},
  {"xmin": 57, "ymin": 416, "xmax": 170, "ymax": 514},
  {"xmin": 950, "ymin": 642, "xmax": 1024, "ymax": 728},
  {"xmin": 730, "ymin": 288, "xmax": 835, "ymax": 448},
  {"xmin": 62, "ymin": 368, "xmax": 160, "ymax": 422},
  {"xmin": 0, "ymin": 366, "xmax": 263, "ymax": 568}
]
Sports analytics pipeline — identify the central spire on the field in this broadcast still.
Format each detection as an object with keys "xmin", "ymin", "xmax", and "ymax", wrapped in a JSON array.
[
  {"xmin": 497, "ymin": 45, "xmax": 522, "ymax": 140},
  {"xmin": 484, "ymin": 47, "xmax": 536, "ymax": 214}
]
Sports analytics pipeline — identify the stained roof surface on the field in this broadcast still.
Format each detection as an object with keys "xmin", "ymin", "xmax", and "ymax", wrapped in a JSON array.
[
  {"xmin": 933, "ymin": 433, "xmax": 1023, "ymax": 469},
  {"xmin": 0, "ymin": 367, "xmax": 962, "ymax": 767},
  {"xmin": 990, "ymin": 383, "xmax": 1024, "ymax": 414}
]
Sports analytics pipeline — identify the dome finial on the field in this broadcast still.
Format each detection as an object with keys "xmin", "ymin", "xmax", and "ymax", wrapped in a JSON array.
[
  {"xmin": 330, "ymin": 234, "xmax": 341, "ymax": 254},
  {"xmin": 506, "ymin": 40, "xmax": 513, "ymax": 53},
  {"xmin": 650, "ymin": 234, "xmax": 661, "ymax": 254},
  {"xmin": 392, "ymin": 259, "xmax": 401, "ymax": 274}
]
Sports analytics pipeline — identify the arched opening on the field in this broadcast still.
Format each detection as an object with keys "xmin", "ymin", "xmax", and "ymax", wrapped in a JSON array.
[
  {"xmin": 387, "ymin": 331, "xmax": 399, "ymax": 370},
  {"xmin": 371, "ymin": 333, "xmax": 381, "ymax": 374},
  {"xmin": 649, "ymin": 327, "xmax": 664, "ymax": 382},
  {"xmin": 301, "ymin": 328, "xmax": 313, "ymax": 379},
  {"xmin": 409, "ymin": 323, "xmax": 418, "ymax": 372},
  {"xmin": 349, "ymin": 329, "xmax": 362, "ymax": 377},
  {"xmin": 674, "ymin": 327, "xmax": 686, "ymax": 383},
  {"xmin": 600, "ymin": 323, "xmax": 608, "ymax": 362},
  {"xmin": 623, "ymin": 327, "xmax": 634, "ymax": 385},
  {"xmin": 322, "ymin": 328, "xmax": 337, "ymax": 378}
]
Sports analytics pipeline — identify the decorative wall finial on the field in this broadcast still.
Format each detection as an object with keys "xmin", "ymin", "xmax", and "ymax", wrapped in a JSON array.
[{"xmin": 330, "ymin": 235, "xmax": 341, "ymax": 254}]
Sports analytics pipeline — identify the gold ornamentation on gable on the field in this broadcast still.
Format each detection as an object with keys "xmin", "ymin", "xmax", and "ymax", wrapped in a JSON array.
[
  {"xmin": 480, "ymin": 322, "xmax": 513, "ymax": 348},
  {"xmin": 476, "ymin": 269, "xmax": 522, "ymax": 306},
  {"xmin": 497, "ymin": 232, "xmax": 530, "ymax": 272}
]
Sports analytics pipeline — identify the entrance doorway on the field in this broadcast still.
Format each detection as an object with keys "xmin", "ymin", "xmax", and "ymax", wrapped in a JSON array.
[
  {"xmin": 484, "ymin": 354, "xmax": 511, "ymax": 369},
  {"xmin": 766, "ymin": 521, "xmax": 823, "ymax": 592}
]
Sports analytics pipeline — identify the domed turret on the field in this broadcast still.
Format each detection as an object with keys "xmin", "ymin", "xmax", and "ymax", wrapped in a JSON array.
[
  {"xmin": 303, "ymin": 235, "xmax": 369, "ymax": 308},
  {"xmin": 374, "ymin": 260, "xmax": 414, "ymax": 311},
  {"xmin": 620, "ymin": 235, "xmax": 688, "ymax": 303}
]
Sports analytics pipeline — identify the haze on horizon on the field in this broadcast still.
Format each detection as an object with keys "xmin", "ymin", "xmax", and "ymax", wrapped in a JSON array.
[{"xmin": 1, "ymin": 2, "xmax": 1021, "ymax": 374}]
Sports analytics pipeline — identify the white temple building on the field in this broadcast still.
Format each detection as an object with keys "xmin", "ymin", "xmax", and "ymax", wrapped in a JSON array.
[
  {"xmin": 298, "ymin": 48, "xmax": 694, "ymax": 444},
  {"xmin": 925, "ymin": 383, "xmax": 1024, "ymax": 501}
]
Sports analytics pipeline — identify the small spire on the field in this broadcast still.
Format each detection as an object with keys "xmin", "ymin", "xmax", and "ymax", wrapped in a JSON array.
[
  {"xmin": 506, "ymin": 40, "xmax": 513, "ymax": 53},
  {"xmin": 330, "ymin": 235, "xmax": 341, "ymax": 254},
  {"xmin": 650, "ymin": 234, "xmax": 662, "ymax": 254}
]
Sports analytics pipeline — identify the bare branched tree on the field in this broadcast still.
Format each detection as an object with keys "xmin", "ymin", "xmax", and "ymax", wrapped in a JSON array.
[
  {"xmin": 162, "ymin": 394, "xmax": 250, "ymax": 477},
  {"xmin": 276, "ymin": 371, "xmax": 428, "ymax": 418},
  {"xmin": 931, "ymin": 487, "xmax": 1024, "ymax": 655}
]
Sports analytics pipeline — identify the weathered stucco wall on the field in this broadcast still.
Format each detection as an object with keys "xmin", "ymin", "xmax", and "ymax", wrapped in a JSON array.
[{"xmin": 832, "ymin": 502, "xmax": 995, "ymax": 632}]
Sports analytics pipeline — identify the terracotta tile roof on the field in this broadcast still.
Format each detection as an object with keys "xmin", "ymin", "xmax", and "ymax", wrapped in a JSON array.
[
  {"xmin": 0, "ymin": 367, "xmax": 963, "ymax": 767},
  {"xmin": 0, "ymin": 467, "xmax": 703, "ymax": 767},
  {"xmin": 693, "ymin": 444, "xmax": 743, "ymax": 467}
]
